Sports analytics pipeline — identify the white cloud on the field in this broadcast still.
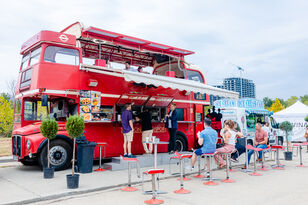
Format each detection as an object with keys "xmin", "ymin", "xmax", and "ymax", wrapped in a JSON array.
[{"xmin": 0, "ymin": 0, "xmax": 307, "ymax": 99}]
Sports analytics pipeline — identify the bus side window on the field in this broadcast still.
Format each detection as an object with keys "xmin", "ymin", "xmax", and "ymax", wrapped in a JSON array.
[{"xmin": 176, "ymin": 108, "xmax": 184, "ymax": 121}]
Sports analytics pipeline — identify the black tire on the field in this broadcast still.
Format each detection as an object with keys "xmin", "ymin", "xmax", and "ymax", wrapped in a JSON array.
[
  {"xmin": 20, "ymin": 158, "xmax": 38, "ymax": 166},
  {"xmin": 38, "ymin": 139, "xmax": 72, "ymax": 171},
  {"xmin": 176, "ymin": 133, "xmax": 188, "ymax": 152}
]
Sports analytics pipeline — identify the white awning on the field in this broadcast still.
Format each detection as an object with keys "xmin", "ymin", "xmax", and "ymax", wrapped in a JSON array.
[{"xmin": 123, "ymin": 70, "xmax": 239, "ymax": 99}]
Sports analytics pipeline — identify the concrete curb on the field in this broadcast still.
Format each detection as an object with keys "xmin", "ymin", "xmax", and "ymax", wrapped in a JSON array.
[{"xmin": 5, "ymin": 161, "xmax": 253, "ymax": 205}]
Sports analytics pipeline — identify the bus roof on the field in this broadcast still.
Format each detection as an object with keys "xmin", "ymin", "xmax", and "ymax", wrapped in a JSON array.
[{"xmin": 62, "ymin": 22, "xmax": 195, "ymax": 58}]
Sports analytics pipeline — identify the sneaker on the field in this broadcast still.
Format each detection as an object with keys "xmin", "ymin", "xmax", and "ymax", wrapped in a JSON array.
[
  {"xmin": 205, "ymin": 172, "xmax": 210, "ymax": 178},
  {"xmin": 123, "ymin": 154, "xmax": 128, "ymax": 158},
  {"xmin": 230, "ymin": 157, "xmax": 239, "ymax": 163},
  {"xmin": 241, "ymin": 166, "xmax": 247, "ymax": 169},
  {"xmin": 127, "ymin": 154, "xmax": 137, "ymax": 158},
  {"xmin": 185, "ymin": 165, "xmax": 194, "ymax": 171}
]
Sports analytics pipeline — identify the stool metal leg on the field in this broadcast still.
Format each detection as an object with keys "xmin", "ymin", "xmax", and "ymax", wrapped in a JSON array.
[
  {"xmin": 272, "ymin": 148, "xmax": 285, "ymax": 170},
  {"xmin": 144, "ymin": 174, "xmax": 164, "ymax": 205},
  {"xmin": 174, "ymin": 159, "xmax": 191, "ymax": 194},
  {"xmin": 222, "ymin": 154, "xmax": 235, "ymax": 183},
  {"xmin": 204, "ymin": 156, "xmax": 218, "ymax": 185},
  {"xmin": 296, "ymin": 145, "xmax": 307, "ymax": 167},
  {"xmin": 259, "ymin": 150, "xmax": 269, "ymax": 171},
  {"xmin": 193, "ymin": 156, "xmax": 205, "ymax": 178},
  {"xmin": 250, "ymin": 151, "xmax": 262, "ymax": 176},
  {"xmin": 95, "ymin": 146, "xmax": 106, "ymax": 172},
  {"xmin": 121, "ymin": 162, "xmax": 138, "ymax": 192},
  {"xmin": 242, "ymin": 139, "xmax": 253, "ymax": 173}
]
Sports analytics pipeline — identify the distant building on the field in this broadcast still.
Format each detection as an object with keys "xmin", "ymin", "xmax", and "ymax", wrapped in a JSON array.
[
  {"xmin": 223, "ymin": 77, "xmax": 255, "ymax": 98},
  {"xmin": 210, "ymin": 77, "xmax": 256, "ymax": 105}
]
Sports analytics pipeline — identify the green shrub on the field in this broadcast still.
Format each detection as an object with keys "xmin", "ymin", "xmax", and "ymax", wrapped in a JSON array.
[
  {"xmin": 65, "ymin": 115, "xmax": 85, "ymax": 138},
  {"xmin": 279, "ymin": 121, "xmax": 293, "ymax": 133},
  {"xmin": 40, "ymin": 119, "xmax": 58, "ymax": 140},
  {"xmin": 305, "ymin": 115, "xmax": 308, "ymax": 122},
  {"xmin": 65, "ymin": 115, "xmax": 84, "ymax": 176}
]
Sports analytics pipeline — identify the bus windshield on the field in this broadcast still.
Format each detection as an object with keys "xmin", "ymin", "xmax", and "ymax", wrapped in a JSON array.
[{"xmin": 24, "ymin": 100, "xmax": 50, "ymax": 121}]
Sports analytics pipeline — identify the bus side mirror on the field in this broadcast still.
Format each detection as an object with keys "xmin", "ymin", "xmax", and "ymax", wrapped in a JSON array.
[{"xmin": 42, "ymin": 95, "xmax": 48, "ymax": 106}]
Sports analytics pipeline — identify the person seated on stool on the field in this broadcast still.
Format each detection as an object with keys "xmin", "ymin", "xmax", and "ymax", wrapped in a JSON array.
[
  {"xmin": 243, "ymin": 123, "xmax": 268, "ymax": 168},
  {"xmin": 188, "ymin": 118, "xmax": 218, "ymax": 171},
  {"xmin": 214, "ymin": 120, "xmax": 237, "ymax": 168},
  {"xmin": 231, "ymin": 121, "xmax": 245, "ymax": 162}
]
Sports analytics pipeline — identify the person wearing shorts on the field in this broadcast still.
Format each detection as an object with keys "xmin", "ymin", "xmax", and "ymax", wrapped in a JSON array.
[
  {"xmin": 189, "ymin": 118, "xmax": 218, "ymax": 170},
  {"xmin": 121, "ymin": 103, "xmax": 136, "ymax": 158},
  {"xmin": 137, "ymin": 108, "xmax": 153, "ymax": 154}
]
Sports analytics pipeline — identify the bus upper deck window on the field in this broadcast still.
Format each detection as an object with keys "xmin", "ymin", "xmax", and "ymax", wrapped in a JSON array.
[
  {"xmin": 21, "ymin": 54, "xmax": 30, "ymax": 70},
  {"xmin": 29, "ymin": 47, "xmax": 42, "ymax": 66},
  {"xmin": 44, "ymin": 46, "xmax": 79, "ymax": 66},
  {"xmin": 187, "ymin": 70, "xmax": 204, "ymax": 83}
]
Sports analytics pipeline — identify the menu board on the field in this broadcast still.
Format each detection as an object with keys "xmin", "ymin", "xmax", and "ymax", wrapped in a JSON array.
[{"xmin": 79, "ymin": 90, "xmax": 101, "ymax": 121}]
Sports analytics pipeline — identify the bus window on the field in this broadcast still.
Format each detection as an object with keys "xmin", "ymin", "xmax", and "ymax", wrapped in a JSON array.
[
  {"xmin": 187, "ymin": 70, "xmax": 204, "ymax": 83},
  {"xmin": 176, "ymin": 108, "xmax": 184, "ymax": 121},
  {"xmin": 21, "ymin": 53, "xmax": 30, "ymax": 70},
  {"xmin": 44, "ymin": 46, "xmax": 79, "ymax": 66},
  {"xmin": 20, "ymin": 68, "xmax": 33, "ymax": 88},
  {"xmin": 29, "ymin": 47, "xmax": 42, "ymax": 66},
  {"xmin": 24, "ymin": 100, "xmax": 50, "ymax": 121},
  {"xmin": 14, "ymin": 99, "xmax": 22, "ymax": 123}
]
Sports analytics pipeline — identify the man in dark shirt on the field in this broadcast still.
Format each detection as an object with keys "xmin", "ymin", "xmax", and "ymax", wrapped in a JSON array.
[
  {"xmin": 121, "ymin": 103, "xmax": 136, "ymax": 158},
  {"xmin": 137, "ymin": 108, "xmax": 153, "ymax": 154}
]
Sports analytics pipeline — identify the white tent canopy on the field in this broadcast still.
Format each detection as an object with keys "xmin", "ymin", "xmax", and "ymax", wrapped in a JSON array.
[
  {"xmin": 123, "ymin": 71, "xmax": 239, "ymax": 99},
  {"xmin": 273, "ymin": 101, "xmax": 308, "ymax": 141}
]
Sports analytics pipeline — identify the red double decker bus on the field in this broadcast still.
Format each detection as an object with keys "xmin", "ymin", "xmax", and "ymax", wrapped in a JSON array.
[{"xmin": 12, "ymin": 22, "xmax": 238, "ymax": 170}]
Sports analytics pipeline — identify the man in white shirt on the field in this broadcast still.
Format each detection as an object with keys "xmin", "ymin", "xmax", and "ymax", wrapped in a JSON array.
[{"xmin": 125, "ymin": 61, "xmax": 137, "ymax": 72}]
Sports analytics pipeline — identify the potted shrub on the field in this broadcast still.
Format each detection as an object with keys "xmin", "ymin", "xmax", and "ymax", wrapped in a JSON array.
[
  {"xmin": 65, "ymin": 115, "xmax": 85, "ymax": 189},
  {"xmin": 40, "ymin": 118, "xmax": 58, "ymax": 179},
  {"xmin": 279, "ymin": 121, "xmax": 293, "ymax": 160}
]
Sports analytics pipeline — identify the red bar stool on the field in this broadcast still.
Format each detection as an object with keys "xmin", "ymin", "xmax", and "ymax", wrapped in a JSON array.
[
  {"xmin": 293, "ymin": 142, "xmax": 308, "ymax": 167},
  {"xmin": 169, "ymin": 152, "xmax": 191, "ymax": 181},
  {"xmin": 173, "ymin": 152, "xmax": 192, "ymax": 194},
  {"xmin": 95, "ymin": 142, "xmax": 107, "ymax": 172},
  {"xmin": 258, "ymin": 146, "xmax": 271, "ymax": 171},
  {"xmin": 143, "ymin": 169, "xmax": 165, "ymax": 205},
  {"xmin": 202, "ymin": 152, "xmax": 219, "ymax": 186},
  {"xmin": 221, "ymin": 150, "xmax": 236, "ymax": 183},
  {"xmin": 246, "ymin": 145, "xmax": 263, "ymax": 176},
  {"xmin": 120, "ymin": 155, "xmax": 140, "ymax": 192},
  {"xmin": 271, "ymin": 145, "xmax": 285, "ymax": 170},
  {"xmin": 193, "ymin": 154, "xmax": 206, "ymax": 178}
]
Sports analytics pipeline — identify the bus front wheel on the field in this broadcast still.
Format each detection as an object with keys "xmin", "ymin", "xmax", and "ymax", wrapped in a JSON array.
[
  {"xmin": 176, "ymin": 133, "xmax": 188, "ymax": 152},
  {"xmin": 38, "ymin": 139, "xmax": 72, "ymax": 171}
]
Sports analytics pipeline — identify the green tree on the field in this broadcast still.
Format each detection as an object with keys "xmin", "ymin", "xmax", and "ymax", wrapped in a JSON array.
[
  {"xmin": 300, "ymin": 95, "xmax": 308, "ymax": 106},
  {"xmin": 40, "ymin": 119, "xmax": 58, "ymax": 168},
  {"xmin": 279, "ymin": 121, "xmax": 293, "ymax": 152},
  {"xmin": 268, "ymin": 98, "xmax": 285, "ymax": 113},
  {"xmin": 263, "ymin": 97, "xmax": 273, "ymax": 109},
  {"xmin": 0, "ymin": 96, "xmax": 14, "ymax": 137},
  {"xmin": 286, "ymin": 96, "xmax": 298, "ymax": 107},
  {"xmin": 65, "ymin": 115, "xmax": 85, "ymax": 176},
  {"xmin": 278, "ymin": 98, "xmax": 287, "ymax": 107}
]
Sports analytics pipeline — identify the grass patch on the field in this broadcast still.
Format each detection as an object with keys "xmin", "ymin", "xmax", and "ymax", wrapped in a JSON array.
[{"xmin": 0, "ymin": 137, "xmax": 11, "ymax": 157}]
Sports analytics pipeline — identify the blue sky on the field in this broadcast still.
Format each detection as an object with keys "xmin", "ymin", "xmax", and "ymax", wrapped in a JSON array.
[{"xmin": 0, "ymin": 0, "xmax": 307, "ymax": 99}]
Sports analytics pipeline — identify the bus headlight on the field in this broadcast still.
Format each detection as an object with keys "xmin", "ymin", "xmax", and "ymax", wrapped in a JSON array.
[{"xmin": 26, "ymin": 140, "xmax": 31, "ymax": 150}]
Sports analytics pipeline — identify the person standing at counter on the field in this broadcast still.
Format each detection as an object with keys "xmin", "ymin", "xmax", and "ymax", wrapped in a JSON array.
[
  {"xmin": 136, "ymin": 108, "xmax": 153, "ymax": 154},
  {"xmin": 121, "ymin": 103, "xmax": 136, "ymax": 158},
  {"xmin": 165, "ymin": 103, "xmax": 178, "ymax": 154}
]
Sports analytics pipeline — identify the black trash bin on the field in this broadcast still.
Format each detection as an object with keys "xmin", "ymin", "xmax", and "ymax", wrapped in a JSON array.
[{"xmin": 76, "ymin": 141, "xmax": 97, "ymax": 173}]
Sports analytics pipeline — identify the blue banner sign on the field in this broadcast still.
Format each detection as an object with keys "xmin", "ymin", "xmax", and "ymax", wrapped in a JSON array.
[
  {"xmin": 214, "ymin": 98, "xmax": 265, "ymax": 110},
  {"xmin": 194, "ymin": 92, "xmax": 206, "ymax": 100}
]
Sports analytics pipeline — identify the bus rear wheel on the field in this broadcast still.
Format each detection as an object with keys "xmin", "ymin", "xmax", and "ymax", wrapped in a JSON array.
[
  {"xmin": 176, "ymin": 133, "xmax": 188, "ymax": 152},
  {"xmin": 38, "ymin": 139, "xmax": 72, "ymax": 171}
]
